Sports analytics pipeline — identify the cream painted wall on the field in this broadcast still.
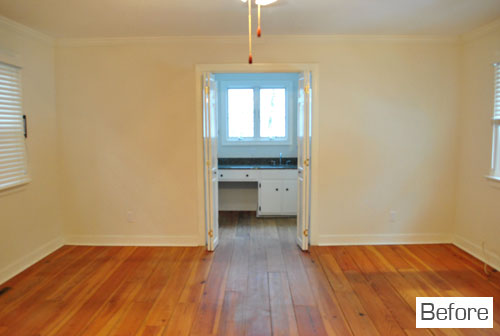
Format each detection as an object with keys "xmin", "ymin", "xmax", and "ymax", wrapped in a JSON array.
[
  {"xmin": 455, "ymin": 24, "xmax": 500, "ymax": 269},
  {"xmin": 56, "ymin": 37, "xmax": 460, "ymax": 244},
  {"xmin": 0, "ymin": 20, "xmax": 63, "ymax": 282}
]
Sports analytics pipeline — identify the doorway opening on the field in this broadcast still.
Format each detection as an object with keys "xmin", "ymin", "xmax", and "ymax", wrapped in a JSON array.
[{"xmin": 198, "ymin": 65, "xmax": 314, "ymax": 252}]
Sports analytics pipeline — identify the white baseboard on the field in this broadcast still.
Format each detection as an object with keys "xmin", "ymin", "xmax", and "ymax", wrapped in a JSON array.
[
  {"xmin": 453, "ymin": 235, "xmax": 500, "ymax": 272},
  {"xmin": 316, "ymin": 233, "xmax": 452, "ymax": 246},
  {"xmin": 0, "ymin": 236, "xmax": 64, "ymax": 286},
  {"xmin": 65, "ymin": 234, "xmax": 201, "ymax": 247}
]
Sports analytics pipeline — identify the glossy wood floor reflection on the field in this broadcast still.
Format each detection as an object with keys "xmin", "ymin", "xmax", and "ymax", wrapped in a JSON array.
[{"xmin": 0, "ymin": 212, "xmax": 499, "ymax": 335}]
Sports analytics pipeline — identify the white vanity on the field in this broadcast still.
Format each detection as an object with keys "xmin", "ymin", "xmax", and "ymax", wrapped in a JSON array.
[{"xmin": 218, "ymin": 169, "xmax": 297, "ymax": 216}]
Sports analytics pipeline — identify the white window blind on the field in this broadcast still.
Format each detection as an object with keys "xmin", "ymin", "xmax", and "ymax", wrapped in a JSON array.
[
  {"xmin": 494, "ymin": 64, "xmax": 500, "ymax": 120},
  {"xmin": 491, "ymin": 63, "xmax": 500, "ymax": 178},
  {"xmin": 0, "ymin": 62, "xmax": 29, "ymax": 190}
]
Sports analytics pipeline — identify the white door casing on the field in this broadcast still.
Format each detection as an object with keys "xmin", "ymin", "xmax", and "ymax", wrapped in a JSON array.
[
  {"xmin": 196, "ymin": 63, "xmax": 318, "ymax": 250},
  {"xmin": 203, "ymin": 72, "xmax": 219, "ymax": 251},
  {"xmin": 296, "ymin": 71, "xmax": 312, "ymax": 251}
]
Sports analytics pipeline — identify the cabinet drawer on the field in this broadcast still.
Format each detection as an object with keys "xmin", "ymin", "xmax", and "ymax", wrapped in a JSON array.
[
  {"xmin": 259, "ymin": 169, "xmax": 297, "ymax": 180},
  {"xmin": 218, "ymin": 169, "xmax": 258, "ymax": 181}
]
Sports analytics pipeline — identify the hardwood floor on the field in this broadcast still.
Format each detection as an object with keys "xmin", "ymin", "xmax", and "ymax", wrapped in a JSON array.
[{"xmin": 0, "ymin": 211, "xmax": 499, "ymax": 335}]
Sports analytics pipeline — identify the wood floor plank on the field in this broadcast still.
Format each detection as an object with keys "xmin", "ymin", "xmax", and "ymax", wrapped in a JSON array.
[
  {"xmin": 315, "ymin": 246, "xmax": 381, "ymax": 335},
  {"xmin": 397, "ymin": 245, "xmax": 500, "ymax": 336},
  {"xmin": 302, "ymin": 247, "xmax": 352, "ymax": 335},
  {"xmin": 159, "ymin": 249, "xmax": 217, "ymax": 335},
  {"xmin": 134, "ymin": 247, "xmax": 200, "ymax": 335},
  {"xmin": 0, "ymin": 212, "xmax": 499, "ymax": 335},
  {"xmin": 109, "ymin": 248, "xmax": 197, "ymax": 336},
  {"xmin": 399, "ymin": 245, "xmax": 500, "ymax": 331},
  {"xmin": 78, "ymin": 248, "xmax": 185, "ymax": 336},
  {"xmin": 268, "ymin": 271, "xmax": 300, "ymax": 336},
  {"xmin": 217, "ymin": 291, "xmax": 247, "ymax": 336},
  {"xmin": 366, "ymin": 246, "xmax": 431, "ymax": 309},
  {"xmin": 330, "ymin": 246, "xmax": 406, "ymax": 336},
  {"xmin": 443, "ymin": 244, "xmax": 500, "ymax": 287},
  {"xmin": 245, "ymin": 271, "xmax": 272, "ymax": 336},
  {"xmin": 2, "ymin": 247, "xmax": 119, "ymax": 335},
  {"xmin": 362, "ymin": 246, "xmax": 469, "ymax": 336},
  {"xmin": 164, "ymin": 302, "xmax": 200, "ymax": 336},
  {"xmin": 0, "ymin": 245, "xmax": 95, "ymax": 316},
  {"xmin": 78, "ymin": 274, "xmax": 144, "ymax": 335},
  {"xmin": 215, "ymin": 236, "xmax": 248, "ymax": 335},
  {"xmin": 294, "ymin": 305, "xmax": 329, "ymax": 336},
  {"xmin": 0, "ymin": 246, "xmax": 111, "ymax": 335},
  {"xmin": 394, "ymin": 245, "xmax": 459, "ymax": 296},
  {"xmin": 0, "ymin": 245, "xmax": 77, "ymax": 305},
  {"xmin": 190, "ymin": 226, "xmax": 235, "ymax": 336},
  {"xmin": 346, "ymin": 246, "xmax": 416, "ymax": 330},
  {"xmin": 277, "ymin": 221, "xmax": 316, "ymax": 307},
  {"xmin": 48, "ymin": 246, "xmax": 151, "ymax": 336},
  {"xmin": 412, "ymin": 244, "xmax": 500, "ymax": 300},
  {"xmin": 178, "ymin": 249, "xmax": 215, "ymax": 304},
  {"xmin": 243, "ymin": 215, "xmax": 272, "ymax": 336},
  {"xmin": 225, "ymin": 236, "xmax": 250, "ymax": 293}
]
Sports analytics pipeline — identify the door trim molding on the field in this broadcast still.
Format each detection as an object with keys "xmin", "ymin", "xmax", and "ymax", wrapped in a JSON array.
[{"xmin": 195, "ymin": 63, "xmax": 320, "ymax": 247}]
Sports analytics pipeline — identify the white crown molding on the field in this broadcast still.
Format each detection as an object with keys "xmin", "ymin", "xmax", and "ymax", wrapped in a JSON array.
[
  {"xmin": 0, "ymin": 15, "xmax": 54, "ymax": 45},
  {"xmin": 461, "ymin": 17, "xmax": 500, "ymax": 43},
  {"xmin": 56, "ymin": 34, "xmax": 459, "ymax": 47},
  {"xmin": 315, "ymin": 232, "xmax": 452, "ymax": 246},
  {"xmin": 0, "ymin": 236, "xmax": 64, "ymax": 286}
]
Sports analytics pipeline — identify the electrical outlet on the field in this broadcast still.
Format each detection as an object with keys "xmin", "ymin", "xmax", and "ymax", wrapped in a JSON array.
[
  {"xmin": 390, "ymin": 210, "xmax": 397, "ymax": 222},
  {"xmin": 127, "ymin": 211, "xmax": 136, "ymax": 223}
]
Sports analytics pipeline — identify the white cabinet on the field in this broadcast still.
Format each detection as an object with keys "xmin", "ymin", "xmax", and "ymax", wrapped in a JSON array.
[
  {"xmin": 258, "ymin": 170, "xmax": 297, "ymax": 216},
  {"xmin": 218, "ymin": 169, "xmax": 258, "ymax": 181},
  {"xmin": 259, "ymin": 180, "xmax": 283, "ymax": 214},
  {"xmin": 282, "ymin": 180, "xmax": 297, "ymax": 214},
  {"xmin": 218, "ymin": 169, "xmax": 297, "ymax": 216}
]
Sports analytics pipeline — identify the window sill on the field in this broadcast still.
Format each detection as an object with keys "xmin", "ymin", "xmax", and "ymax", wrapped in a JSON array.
[
  {"xmin": 485, "ymin": 175, "xmax": 500, "ymax": 182},
  {"xmin": 0, "ymin": 178, "xmax": 31, "ymax": 194},
  {"xmin": 485, "ymin": 175, "xmax": 500, "ymax": 189}
]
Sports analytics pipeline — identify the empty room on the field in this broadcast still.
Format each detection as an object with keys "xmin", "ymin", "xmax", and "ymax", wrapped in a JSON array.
[{"xmin": 0, "ymin": 0, "xmax": 499, "ymax": 334}]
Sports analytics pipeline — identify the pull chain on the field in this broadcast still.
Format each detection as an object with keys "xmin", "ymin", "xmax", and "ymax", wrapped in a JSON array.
[
  {"xmin": 248, "ymin": 0, "xmax": 253, "ymax": 64},
  {"xmin": 257, "ymin": 4, "xmax": 261, "ymax": 37}
]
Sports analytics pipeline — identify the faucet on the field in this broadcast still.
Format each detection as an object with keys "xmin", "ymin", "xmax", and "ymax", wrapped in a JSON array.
[{"xmin": 279, "ymin": 153, "xmax": 282, "ymax": 165}]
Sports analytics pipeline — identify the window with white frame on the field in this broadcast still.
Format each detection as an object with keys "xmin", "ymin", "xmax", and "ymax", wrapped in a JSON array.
[
  {"xmin": 491, "ymin": 63, "xmax": 500, "ymax": 179},
  {"xmin": 0, "ymin": 62, "xmax": 29, "ymax": 191},
  {"xmin": 219, "ymin": 74, "xmax": 294, "ymax": 145}
]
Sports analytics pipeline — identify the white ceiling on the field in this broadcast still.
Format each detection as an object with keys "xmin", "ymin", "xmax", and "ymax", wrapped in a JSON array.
[{"xmin": 0, "ymin": 0, "xmax": 499, "ymax": 38}]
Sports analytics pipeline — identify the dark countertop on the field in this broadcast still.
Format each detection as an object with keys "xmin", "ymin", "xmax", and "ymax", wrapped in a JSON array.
[
  {"xmin": 218, "ymin": 164, "xmax": 297, "ymax": 170},
  {"xmin": 218, "ymin": 157, "xmax": 298, "ymax": 170}
]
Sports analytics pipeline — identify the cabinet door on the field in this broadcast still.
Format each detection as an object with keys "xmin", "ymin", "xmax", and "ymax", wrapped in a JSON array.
[
  {"xmin": 282, "ymin": 180, "xmax": 297, "ymax": 214},
  {"xmin": 259, "ymin": 180, "xmax": 282, "ymax": 214}
]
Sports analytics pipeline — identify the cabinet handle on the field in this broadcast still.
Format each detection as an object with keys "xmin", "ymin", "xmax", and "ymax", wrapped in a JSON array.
[
  {"xmin": 246, "ymin": 174, "xmax": 249, "ymax": 177},
  {"xmin": 286, "ymin": 188, "xmax": 289, "ymax": 191},
  {"xmin": 275, "ymin": 188, "xmax": 279, "ymax": 191},
  {"xmin": 220, "ymin": 174, "xmax": 223, "ymax": 177}
]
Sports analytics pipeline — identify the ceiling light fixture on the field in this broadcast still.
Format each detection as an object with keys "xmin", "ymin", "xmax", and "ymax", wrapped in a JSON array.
[{"xmin": 241, "ymin": 0, "xmax": 278, "ymax": 64}]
